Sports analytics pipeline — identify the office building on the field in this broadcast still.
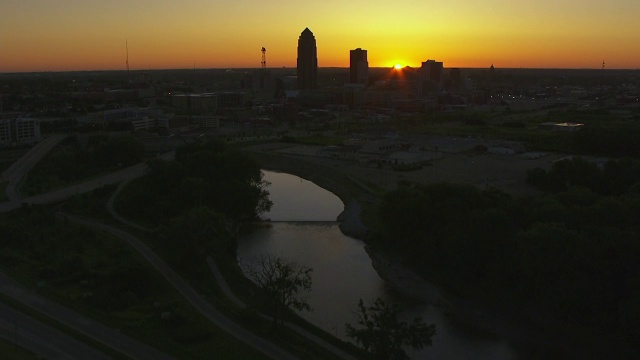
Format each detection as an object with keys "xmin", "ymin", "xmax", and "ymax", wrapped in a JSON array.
[
  {"xmin": 350, "ymin": 48, "xmax": 368, "ymax": 85},
  {"xmin": 0, "ymin": 118, "xmax": 41, "ymax": 146},
  {"xmin": 297, "ymin": 28, "xmax": 318, "ymax": 90},
  {"xmin": 421, "ymin": 60, "xmax": 443, "ymax": 83}
]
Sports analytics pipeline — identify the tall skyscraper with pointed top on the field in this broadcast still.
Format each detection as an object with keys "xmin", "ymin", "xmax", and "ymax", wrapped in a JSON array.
[{"xmin": 297, "ymin": 28, "xmax": 317, "ymax": 90}]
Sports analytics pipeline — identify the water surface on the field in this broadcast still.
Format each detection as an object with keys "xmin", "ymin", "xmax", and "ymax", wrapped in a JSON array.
[{"xmin": 238, "ymin": 170, "xmax": 517, "ymax": 359}]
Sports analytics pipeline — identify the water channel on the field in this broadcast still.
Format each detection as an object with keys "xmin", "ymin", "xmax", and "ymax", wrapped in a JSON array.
[{"xmin": 237, "ymin": 170, "xmax": 517, "ymax": 359}]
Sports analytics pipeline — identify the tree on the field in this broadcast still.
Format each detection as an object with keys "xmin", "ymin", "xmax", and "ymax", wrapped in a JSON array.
[
  {"xmin": 167, "ymin": 206, "xmax": 232, "ymax": 255},
  {"xmin": 345, "ymin": 297, "xmax": 435, "ymax": 360},
  {"xmin": 245, "ymin": 255, "xmax": 312, "ymax": 324}
]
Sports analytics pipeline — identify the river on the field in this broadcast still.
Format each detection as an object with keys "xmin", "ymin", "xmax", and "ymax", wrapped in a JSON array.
[{"xmin": 237, "ymin": 170, "xmax": 517, "ymax": 359}]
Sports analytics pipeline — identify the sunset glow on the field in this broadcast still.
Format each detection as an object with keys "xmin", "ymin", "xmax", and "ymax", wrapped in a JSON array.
[{"xmin": 1, "ymin": 0, "xmax": 639, "ymax": 72}]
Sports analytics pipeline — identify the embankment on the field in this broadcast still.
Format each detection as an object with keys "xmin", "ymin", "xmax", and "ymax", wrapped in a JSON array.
[{"xmin": 248, "ymin": 149, "xmax": 375, "ymax": 239}]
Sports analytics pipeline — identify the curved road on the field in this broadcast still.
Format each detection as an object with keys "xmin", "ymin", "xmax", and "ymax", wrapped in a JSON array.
[
  {"xmin": 1, "ymin": 138, "xmax": 351, "ymax": 359},
  {"xmin": 1, "ymin": 134, "xmax": 67, "ymax": 208},
  {"xmin": 0, "ymin": 148, "xmax": 172, "ymax": 213},
  {"xmin": 64, "ymin": 214, "xmax": 299, "ymax": 360},
  {"xmin": 105, "ymin": 179, "xmax": 355, "ymax": 360}
]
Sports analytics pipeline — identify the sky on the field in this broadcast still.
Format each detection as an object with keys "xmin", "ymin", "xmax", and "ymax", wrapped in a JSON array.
[{"xmin": 1, "ymin": 0, "xmax": 639, "ymax": 72}]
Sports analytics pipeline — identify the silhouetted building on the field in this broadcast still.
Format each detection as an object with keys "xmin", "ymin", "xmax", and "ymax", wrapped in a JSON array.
[
  {"xmin": 449, "ymin": 68, "xmax": 462, "ymax": 90},
  {"xmin": 420, "ymin": 60, "xmax": 443, "ymax": 83},
  {"xmin": 241, "ymin": 70, "xmax": 277, "ymax": 101},
  {"xmin": 350, "ymin": 48, "xmax": 368, "ymax": 85},
  {"xmin": 98, "ymin": 108, "xmax": 169, "ymax": 131},
  {"xmin": 297, "ymin": 28, "xmax": 318, "ymax": 90},
  {"xmin": 419, "ymin": 60, "xmax": 444, "ymax": 94},
  {"xmin": 172, "ymin": 94, "xmax": 217, "ymax": 114},
  {"xmin": 0, "ymin": 118, "xmax": 41, "ymax": 146}
]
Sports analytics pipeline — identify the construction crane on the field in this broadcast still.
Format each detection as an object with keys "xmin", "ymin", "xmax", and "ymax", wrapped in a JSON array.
[{"xmin": 261, "ymin": 47, "xmax": 266, "ymax": 69}]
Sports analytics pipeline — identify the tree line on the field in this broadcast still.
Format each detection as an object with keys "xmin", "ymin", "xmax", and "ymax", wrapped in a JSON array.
[
  {"xmin": 115, "ymin": 139, "xmax": 271, "ymax": 227},
  {"xmin": 375, "ymin": 158, "xmax": 640, "ymax": 351}
]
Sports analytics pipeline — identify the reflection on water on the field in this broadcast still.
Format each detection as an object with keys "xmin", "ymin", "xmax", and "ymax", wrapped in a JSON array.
[
  {"xmin": 260, "ymin": 171, "xmax": 343, "ymax": 222},
  {"xmin": 238, "ymin": 171, "xmax": 517, "ymax": 359},
  {"xmin": 238, "ymin": 222, "xmax": 385, "ymax": 337}
]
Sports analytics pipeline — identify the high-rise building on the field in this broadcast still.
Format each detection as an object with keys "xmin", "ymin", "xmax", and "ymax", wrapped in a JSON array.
[
  {"xmin": 350, "ymin": 48, "xmax": 368, "ymax": 85},
  {"xmin": 419, "ymin": 59, "xmax": 444, "ymax": 94},
  {"xmin": 297, "ymin": 28, "xmax": 318, "ymax": 90},
  {"xmin": 420, "ymin": 60, "xmax": 443, "ymax": 83}
]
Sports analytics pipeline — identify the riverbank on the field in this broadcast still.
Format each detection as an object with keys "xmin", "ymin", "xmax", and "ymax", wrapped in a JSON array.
[
  {"xmin": 248, "ymin": 147, "xmax": 499, "ymax": 329},
  {"xmin": 247, "ymin": 144, "xmax": 638, "ymax": 360},
  {"xmin": 247, "ymin": 146, "xmax": 492, "ymax": 311},
  {"xmin": 247, "ymin": 147, "xmax": 376, "ymax": 239}
]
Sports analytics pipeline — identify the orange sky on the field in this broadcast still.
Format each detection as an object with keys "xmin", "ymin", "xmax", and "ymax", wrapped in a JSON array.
[{"xmin": 1, "ymin": 0, "xmax": 639, "ymax": 72}]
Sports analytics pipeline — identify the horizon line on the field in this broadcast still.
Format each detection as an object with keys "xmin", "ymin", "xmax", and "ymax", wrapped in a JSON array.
[{"xmin": 2, "ymin": 66, "xmax": 639, "ymax": 75}]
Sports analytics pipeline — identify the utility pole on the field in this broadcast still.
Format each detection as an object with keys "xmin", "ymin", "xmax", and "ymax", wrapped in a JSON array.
[{"xmin": 261, "ymin": 47, "xmax": 266, "ymax": 69}]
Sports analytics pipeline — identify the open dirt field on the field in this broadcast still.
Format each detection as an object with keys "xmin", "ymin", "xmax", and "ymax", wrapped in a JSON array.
[{"xmin": 247, "ymin": 137, "xmax": 564, "ymax": 199}]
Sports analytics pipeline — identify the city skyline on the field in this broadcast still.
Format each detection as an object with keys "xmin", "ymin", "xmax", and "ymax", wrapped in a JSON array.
[{"xmin": 2, "ymin": 0, "xmax": 640, "ymax": 72}]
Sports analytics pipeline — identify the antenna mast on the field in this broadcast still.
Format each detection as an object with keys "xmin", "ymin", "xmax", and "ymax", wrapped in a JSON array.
[
  {"xmin": 126, "ymin": 39, "xmax": 130, "ymax": 73},
  {"xmin": 261, "ymin": 47, "xmax": 266, "ymax": 69},
  {"xmin": 599, "ymin": 60, "xmax": 605, "ymax": 103}
]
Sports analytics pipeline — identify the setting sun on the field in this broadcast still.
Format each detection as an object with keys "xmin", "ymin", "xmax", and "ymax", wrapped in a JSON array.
[{"xmin": 394, "ymin": 64, "xmax": 403, "ymax": 70}]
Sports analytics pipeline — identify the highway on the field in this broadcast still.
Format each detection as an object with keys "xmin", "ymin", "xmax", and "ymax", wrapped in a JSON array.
[
  {"xmin": 0, "ymin": 272, "xmax": 175, "ymax": 360},
  {"xmin": 2, "ymin": 134, "xmax": 67, "ymax": 205},
  {"xmin": 0, "ymin": 301, "xmax": 112, "ymax": 360},
  {"xmin": 0, "ymin": 139, "xmax": 171, "ymax": 213}
]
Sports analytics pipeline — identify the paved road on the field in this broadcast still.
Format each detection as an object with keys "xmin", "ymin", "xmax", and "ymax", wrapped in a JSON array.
[
  {"xmin": 64, "ymin": 214, "xmax": 299, "ymax": 360},
  {"xmin": 104, "ymin": 181, "xmax": 354, "ymax": 359},
  {"xmin": 0, "ymin": 151, "xmax": 174, "ymax": 213},
  {"xmin": 206, "ymin": 258, "xmax": 356, "ymax": 360},
  {"xmin": 0, "ymin": 301, "xmax": 112, "ymax": 360},
  {"xmin": 2, "ymin": 134, "xmax": 67, "ymax": 204},
  {"xmin": 0, "ymin": 272, "xmax": 175, "ymax": 360}
]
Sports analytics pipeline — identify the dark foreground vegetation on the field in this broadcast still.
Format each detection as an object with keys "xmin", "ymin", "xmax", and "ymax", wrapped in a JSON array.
[
  {"xmin": 115, "ymin": 139, "xmax": 270, "ymax": 226},
  {"xmin": 374, "ymin": 156, "xmax": 640, "ymax": 357},
  {"xmin": 111, "ymin": 139, "xmax": 352, "ymax": 358},
  {"xmin": 21, "ymin": 134, "xmax": 143, "ymax": 196},
  {"xmin": 0, "ymin": 205, "xmax": 264, "ymax": 359},
  {"xmin": 112, "ymin": 139, "xmax": 273, "ymax": 281},
  {"xmin": 2, "ymin": 139, "xmax": 356, "ymax": 359}
]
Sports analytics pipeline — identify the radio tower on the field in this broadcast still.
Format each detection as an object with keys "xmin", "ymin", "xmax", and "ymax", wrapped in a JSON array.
[
  {"xmin": 126, "ymin": 39, "xmax": 130, "ymax": 74},
  {"xmin": 261, "ymin": 47, "xmax": 266, "ymax": 69},
  {"xmin": 599, "ymin": 60, "xmax": 605, "ymax": 102}
]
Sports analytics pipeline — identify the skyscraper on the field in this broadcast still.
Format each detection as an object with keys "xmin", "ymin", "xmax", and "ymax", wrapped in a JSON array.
[
  {"xmin": 297, "ymin": 28, "xmax": 317, "ymax": 90},
  {"xmin": 349, "ymin": 48, "xmax": 368, "ymax": 85},
  {"xmin": 420, "ymin": 60, "xmax": 443, "ymax": 83},
  {"xmin": 419, "ymin": 59, "xmax": 444, "ymax": 94}
]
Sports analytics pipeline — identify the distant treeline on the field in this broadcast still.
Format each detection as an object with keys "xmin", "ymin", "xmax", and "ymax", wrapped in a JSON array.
[
  {"xmin": 572, "ymin": 126, "xmax": 640, "ymax": 158},
  {"xmin": 375, "ymin": 157, "xmax": 640, "ymax": 351}
]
